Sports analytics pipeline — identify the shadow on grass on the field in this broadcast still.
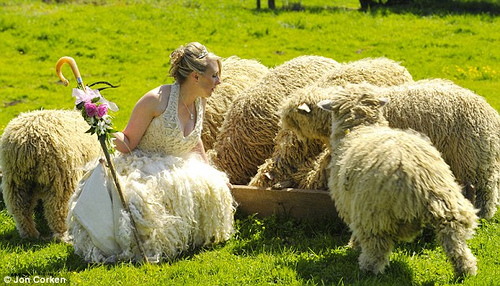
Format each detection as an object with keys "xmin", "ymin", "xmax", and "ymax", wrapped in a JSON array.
[
  {"xmin": 290, "ymin": 251, "xmax": 419, "ymax": 285},
  {"xmin": 369, "ymin": 0, "xmax": 500, "ymax": 16},
  {"xmin": 254, "ymin": 0, "xmax": 500, "ymax": 16},
  {"xmin": 0, "ymin": 224, "xmax": 88, "ymax": 275},
  {"xmin": 0, "ymin": 196, "xmax": 89, "ymax": 275},
  {"xmin": 230, "ymin": 212, "xmax": 351, "ymax": 256},
  {"xmin": 229, "ymin": 211, "xmax": 453, "ymax": 284},
  {"xmin": 279, "ymin": 231, "xmax": 447, "ymax": 285}
]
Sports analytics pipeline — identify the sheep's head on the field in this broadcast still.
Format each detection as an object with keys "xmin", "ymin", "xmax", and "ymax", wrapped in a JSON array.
[
  {"xmin": 280, "ymin": 85, "xmax": 341, "ymax": 144},
  {"xmin": 317, "ymin": 83, "xmax": 389, "ymax": 139}
]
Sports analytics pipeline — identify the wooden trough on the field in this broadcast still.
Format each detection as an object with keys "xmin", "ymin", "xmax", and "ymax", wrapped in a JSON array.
[
  {"xmin": 230, "ymin": 185, "xmax": 337, "ymax": 221},
  {"xmin": 0, "ymin": 172, "xmax": 337, "ymax": 221}
]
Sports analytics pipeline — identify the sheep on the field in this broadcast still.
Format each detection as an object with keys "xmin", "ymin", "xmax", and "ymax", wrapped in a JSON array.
[
  {"xmin": 383, "ymin": 79, "xmax": 500, "ymax": 219},
  {"xmin": 315, "ymin": 57, "xmax": 413, "ymax": 88},
  {"xmin": 203, "ymin": 56, "xmax": 269, "ymax": 150},
  {"xmin": 249, "ymin": 129, "xmax": 325, "ymax": 189},
  {"xmin": 281, "ymin": 79, "xmax": 500, "ymax": 219},
  {"xmin": 209, "ymin": 55, "xmax": 341, "ymax": 185},
  {"xmin": 317, "ymin": 83, "xmax": 478, "ymax": 277},
  {"xmin": 0, "ymin": 109, "xmax": 101, "ymax": 240},
  {"xmin": 250, "ymin": 57, "xmax": 413, "ymax": 189}
]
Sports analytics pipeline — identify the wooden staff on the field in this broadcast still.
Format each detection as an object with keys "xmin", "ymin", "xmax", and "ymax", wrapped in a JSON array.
[{"xmin": 56, "ymin": 56, "xmax": 149, "ymax": 263}]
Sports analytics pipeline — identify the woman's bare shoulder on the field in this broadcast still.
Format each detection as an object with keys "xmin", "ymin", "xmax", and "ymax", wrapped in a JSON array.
[{"xmin": 136, "ymin": 85, "xmax": 172, "ymax": 116}]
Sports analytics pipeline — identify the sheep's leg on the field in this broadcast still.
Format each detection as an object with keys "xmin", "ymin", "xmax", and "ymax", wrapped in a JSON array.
[
  {"xmin": 474, "ymin": 179, "xmax": 499, "ymax": 220},
  {"xmin": 348, "ymin": 233, "xmax": 361, "ymax": 250},
  {"xmin": 357, "ymin": 233, "xmax": 394, "ymax": 274},
  {"xmin": 40, "ymin": 186, "xmax": 72, "ymax": 241},
  {"xmin": 3, "ymin": 178, "xmax": 40, "ymax": 238},
  {"xmin": 435, "ymin": 221, "xmax": 477, "ymax": 277}
]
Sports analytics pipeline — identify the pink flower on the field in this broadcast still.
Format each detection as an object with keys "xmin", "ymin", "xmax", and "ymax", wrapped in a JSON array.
[
  {"xmin": 97, "ymin": 103, "xmax": 108, "ymax": 119},
  {"xmin": 84, "ymin": 102, "xmax": 98, "ymax": 117}
]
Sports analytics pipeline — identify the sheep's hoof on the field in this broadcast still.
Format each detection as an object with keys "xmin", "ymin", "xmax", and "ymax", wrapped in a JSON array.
[
  {"xmin": 19, "ymin": 229, "xmax": 40, "ymax": 240},
  {"xmin": 52, "ymin": 232, "xmax": 70, "ymax": 243}
]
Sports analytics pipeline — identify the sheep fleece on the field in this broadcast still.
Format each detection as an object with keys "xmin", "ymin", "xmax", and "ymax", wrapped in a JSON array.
[
  {"xmin": 329, "ymin": 126, "xmax": 478, "ymax": 276},
  {"xmin": 0, "ymin": 109, "xmax": 101, "ymax": 239}
]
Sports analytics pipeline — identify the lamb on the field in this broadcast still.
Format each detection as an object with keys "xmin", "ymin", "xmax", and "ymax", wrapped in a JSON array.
[
  {"xmin": 281, "ymin": 79, "xmax": 500, "ymax": 219},
  {"xmin": 209, "ymin": 55, "xmax": 340, "ymax": 184},
  {"xmin": 0, "ymin": 109, "xmax": 101, "ymax": 240},
  {"xmin": 250, "ymin": 57, "xmax": 413, "ymax": 189},
  {"xmin": 203, "ymin": 56, "xmax": 269, "ymax": 150},
  {"xmin": 317, "ymin": 83, "xmax": 478, "ymax": 277}
]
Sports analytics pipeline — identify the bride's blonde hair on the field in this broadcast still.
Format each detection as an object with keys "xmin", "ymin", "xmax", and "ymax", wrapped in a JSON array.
[{"xmin": 169, "ymin": 42, "xmax": 221, "ymax": 84}]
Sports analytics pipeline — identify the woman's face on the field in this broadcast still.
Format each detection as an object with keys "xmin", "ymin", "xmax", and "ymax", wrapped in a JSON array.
[{"xmin": 197, "ymin": 59, "xmax": 221, "ymax": 98}]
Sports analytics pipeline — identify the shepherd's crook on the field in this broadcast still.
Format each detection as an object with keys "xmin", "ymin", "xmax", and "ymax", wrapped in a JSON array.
[
  {"xmin": 56, "ymin": 56, "xmax": 85, "ymax": 89},
  {"xmin": 56, "ymin": 57, "xmax": 149, "ymax": 263}
]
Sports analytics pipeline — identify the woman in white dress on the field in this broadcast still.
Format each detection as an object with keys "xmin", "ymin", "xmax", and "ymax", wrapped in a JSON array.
[{"xmin": 67, "ymin": 42, "xmax": 236, "ymax": 263}]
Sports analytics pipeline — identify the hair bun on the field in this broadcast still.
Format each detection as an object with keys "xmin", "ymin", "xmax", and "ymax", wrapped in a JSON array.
[{"xmin": 170, "ymin": 47, "xmax": 185, "ymax": 67}]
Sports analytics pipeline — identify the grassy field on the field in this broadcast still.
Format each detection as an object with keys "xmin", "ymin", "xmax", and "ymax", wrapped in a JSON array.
[{"xmin": 1, "ymin": 0, "xmax": 500, "ymax": 285}]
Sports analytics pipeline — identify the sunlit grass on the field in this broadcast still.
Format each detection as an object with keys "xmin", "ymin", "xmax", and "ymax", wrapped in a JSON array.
[{"xmin": 0, "ymin": 0, "xmax": 499, "ymax": 285}]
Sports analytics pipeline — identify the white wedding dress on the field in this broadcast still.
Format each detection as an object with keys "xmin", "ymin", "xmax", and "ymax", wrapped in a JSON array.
[{"xmin": 67, "ymin": 82, "xmax": 236, "ymax": 263}]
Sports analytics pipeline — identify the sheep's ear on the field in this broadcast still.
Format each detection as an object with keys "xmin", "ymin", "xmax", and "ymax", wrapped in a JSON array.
[
  {"xmin": 379, "ymin": 97, "xmax": 389, "ymax": 107},
  {"xmin": 317, "ymin": 99, "xmax": 334, "ymax": 111},
  {"xmin": 297, "ymin": 103, "xmax": 311, "ymax": 113}
]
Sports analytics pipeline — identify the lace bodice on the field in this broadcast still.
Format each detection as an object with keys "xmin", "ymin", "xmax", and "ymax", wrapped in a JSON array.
[{"xmin": 136, "ymin": 82, "xmax": 203, "ymax": 157}]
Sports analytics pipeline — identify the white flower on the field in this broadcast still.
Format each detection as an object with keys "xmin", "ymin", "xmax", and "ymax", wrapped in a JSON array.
[{"xmin": 96, "ymin": 119, "xmax": 108, "ymax": 136}]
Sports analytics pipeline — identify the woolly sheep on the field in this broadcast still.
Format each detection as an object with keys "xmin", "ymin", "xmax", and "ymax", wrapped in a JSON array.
[
  {"xmin": 250, "ymin": 57, "xmax": 413, "ymax": 189},
  {"xmin": 315, "ymin": 57, "xmax": 413, "ymax": 88},
  {"xmin": 318, "ymin": 83, "xmax": 478, "ymax": 277},
  {"xmin": 249, "ymin": 129, "xmax": 325, "ymax": 189},
  {"xmin": 384, "ymin": 79, "xmax": 500, "ymax": 219},
  {"xmin": 0, "ymin": 109, "xmax": 101, "ymax": 240},
  {"xmin": 203, "ymin": 56, "xmax": 269, "ymax": 150},
  {"xmin": 209, "ymin": 55, "xmax": 340, "ymax": 184},
  {"xmin": 281, "ymin": 79, "xmax": 500, "ymax": 219}
]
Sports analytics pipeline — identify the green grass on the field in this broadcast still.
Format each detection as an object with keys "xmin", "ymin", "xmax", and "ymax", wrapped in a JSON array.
[
  {"xmin": 0, "ymin": 0, "xmax": 498, "ymax": 131},
  {"xmin": 1, "ymin": 0, "xmax": 500, "ymax": 285},
  {"xmin": 1, "ymin": 201, "xmax": 500, "ymax": 285}
]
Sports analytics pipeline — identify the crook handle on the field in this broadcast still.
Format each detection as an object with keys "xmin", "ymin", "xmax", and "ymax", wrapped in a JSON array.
[{"xmin": 56, "ymin": 56, "xmax": 84, "ymax": 88}]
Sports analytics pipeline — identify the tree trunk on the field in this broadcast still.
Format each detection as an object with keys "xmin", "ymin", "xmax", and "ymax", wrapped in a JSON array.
[
  {"xmin": 257, "ymin": 0, "xmax": 261, "ymax": 9},
  {"xmin": 268, "ymin": 0, "xmax": 276, "ymax": 9}
]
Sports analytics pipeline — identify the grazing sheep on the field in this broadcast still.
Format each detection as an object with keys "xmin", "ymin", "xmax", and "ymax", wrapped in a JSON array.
[
  {"xmin": 0, "ymin": 109, "xmax": 101, "ymax": 240},
  {"xmin": 249, "ymin": 129, "xmax": 325, "ymax": 189},
  {"xmin": 251, "ymin": 57, "xmax": 413, "ymax": 189},
  {"xmin": 281, "ymin": 79, "xmax": 500, "ymax": 219},
  {"xmin": 315, "ymin": 57, "xmax": 413, "ymax": 88},
  {"xmin": 384, "ymin": 79, "xmax": 500, "ymax": 219},
  {"xmin": 203, "ymin": 56, "xmax": 269, "ymax": 150},
  {"xmin": 210, "ymin": 55, "xmax": 340, "ymax": 184},
  {"xmin": 291, "ymin": 148, "xmax": 331, "ymax": 190},
  {"xmin": 318, "ymin": 83, "xmax": 478, "ymax": 277}
]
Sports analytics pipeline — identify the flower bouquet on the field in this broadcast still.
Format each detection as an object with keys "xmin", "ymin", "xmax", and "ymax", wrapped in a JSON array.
[{"xmin": 73, "ymin": 86, "xmax": 118, "ymax": 154}]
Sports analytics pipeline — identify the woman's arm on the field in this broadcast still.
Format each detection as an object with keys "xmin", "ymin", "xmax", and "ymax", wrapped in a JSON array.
[{"xmin": 113, "ymin": 89, "xmax": 162, "ymax": 153}]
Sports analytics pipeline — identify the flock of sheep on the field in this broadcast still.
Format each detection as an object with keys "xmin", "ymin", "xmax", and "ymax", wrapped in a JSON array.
[{"xmin": 1, "ymin": 55, "xmax": 499, "ymax": 277}]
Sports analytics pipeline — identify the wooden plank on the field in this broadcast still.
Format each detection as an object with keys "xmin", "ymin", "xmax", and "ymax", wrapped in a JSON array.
[{"xmin": 231, "ymin": 185, "xmax": 338, "ymax": 221}]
